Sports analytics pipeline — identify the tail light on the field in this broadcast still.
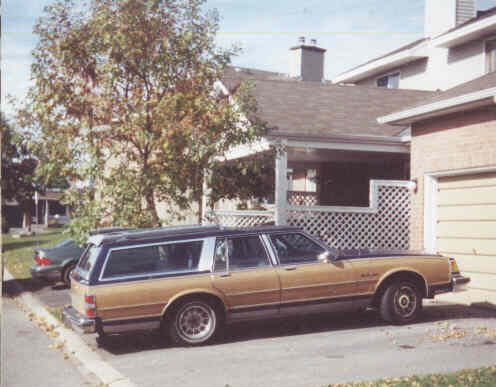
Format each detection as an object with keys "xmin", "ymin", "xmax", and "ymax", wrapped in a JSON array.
[
  {"xmin": 84, "ymin": 294, "xmax": 97, "ymax": 317},
  {"xmin": 35, "ymin": 256, "xmax": 53, "ymax": 266}
]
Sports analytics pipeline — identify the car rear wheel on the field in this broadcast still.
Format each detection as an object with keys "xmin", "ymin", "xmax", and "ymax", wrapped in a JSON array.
[
  {"xmin": 62, "ymin": 263, "xmax": 76, "ymax": 286},
  {"xmin": 380, "ymin": 281, "xmax": 422, "ymax": 324},
  {"xmin": 168, "ymin": 300, "xmax": 218, "ymax": 346}
]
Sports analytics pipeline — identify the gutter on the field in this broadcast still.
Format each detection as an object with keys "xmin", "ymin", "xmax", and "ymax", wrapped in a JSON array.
[{"xmin": 378, "ymin": 87, "xmax": 496, "ymax": 126}]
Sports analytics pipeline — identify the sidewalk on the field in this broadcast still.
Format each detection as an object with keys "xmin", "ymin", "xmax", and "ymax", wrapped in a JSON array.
[
  {"xmin": 2, "ymin": 270, "xmax": 137, "ymax": 387},
  {"xmin": 3, "ymin": 296, "xmax": 98, "ymax": 387}
]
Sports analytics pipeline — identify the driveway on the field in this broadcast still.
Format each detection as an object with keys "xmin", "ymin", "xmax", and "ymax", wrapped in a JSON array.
[
  {"xmin": 84, "ymin": 303, "xmax": 496, "ymax": 387},
  {"xmin": 16, "ymin": 281, "xmax": 496, "ymax": 387}
]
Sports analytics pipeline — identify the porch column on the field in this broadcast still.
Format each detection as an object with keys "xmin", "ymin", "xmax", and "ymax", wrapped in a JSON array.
[
  {"xmin": 45, "ymin": 200, "xmax": 50, "ymax": 226},
  {"xmin": 275, "ymin": 145, "xmax": 288, "ymax": 225}
]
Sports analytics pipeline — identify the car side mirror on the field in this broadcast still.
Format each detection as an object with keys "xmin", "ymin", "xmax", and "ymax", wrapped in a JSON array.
[{"xmin": 318, "ymin": 251, "xmax": 335, "ymax": 263}]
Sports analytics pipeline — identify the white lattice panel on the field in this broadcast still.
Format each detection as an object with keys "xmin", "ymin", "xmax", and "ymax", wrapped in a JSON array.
[
  {"xmin": 288, "ymin": 191, "xmax": 319, "ymax": 206},
  {"xmin": 215, "ymin": 210, "xmax": 274, "ymax": 227},
  {"xmin": 288, "ymin": 181, "xmax": 411, "ymax": 250}
]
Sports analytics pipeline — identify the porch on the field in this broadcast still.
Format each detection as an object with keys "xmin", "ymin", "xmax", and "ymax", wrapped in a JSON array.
[{"xmin": 212, "ymin": 136, "xmax": 413, "ymax": 251}]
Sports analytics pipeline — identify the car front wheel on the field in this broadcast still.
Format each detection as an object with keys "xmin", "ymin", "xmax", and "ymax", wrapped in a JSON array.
[
  {"xmin": 380, "ymin": 281, "xmax": 422, "ymax": 324},
  {"xmin": 169, "ymin": 300, "xmax": 219, "ymax": 346}
]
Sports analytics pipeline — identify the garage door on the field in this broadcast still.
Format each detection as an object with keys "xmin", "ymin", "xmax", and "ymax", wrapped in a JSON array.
[{"xmin": 436, "ymin": 173, "xmax": 496, "ymax": 291}]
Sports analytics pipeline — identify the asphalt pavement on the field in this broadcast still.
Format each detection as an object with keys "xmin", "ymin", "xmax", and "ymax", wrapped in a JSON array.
[{"xmin": 2, "ymin": 296, "xmax": 98, "ymax": 387}]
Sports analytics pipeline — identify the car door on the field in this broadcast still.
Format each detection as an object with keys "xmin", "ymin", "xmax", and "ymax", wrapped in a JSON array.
[
  {"xmin": 268, "ymin": 232, "xmax": 359, "ymax": 315},
  {"xmin": 210, "ymin": 234, "xmax": 281, "ymax": 321}
]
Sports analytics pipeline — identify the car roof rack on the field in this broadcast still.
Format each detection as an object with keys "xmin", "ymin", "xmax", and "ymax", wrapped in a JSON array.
[{"xmin": 89, "ymin": 224, "xmax": 221, "ymax": 246}]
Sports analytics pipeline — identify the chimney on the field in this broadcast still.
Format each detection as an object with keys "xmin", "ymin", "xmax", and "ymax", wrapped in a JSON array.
[
  {"xmin": 289, "ymin": 37, "xmax": 326, "ymax": 82},
  {"xmin": 425, "ymin": 0, "xmax": 477, "ymax": 38}
]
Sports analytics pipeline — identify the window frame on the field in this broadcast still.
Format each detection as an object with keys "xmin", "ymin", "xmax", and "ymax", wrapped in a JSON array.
[
  {"xmin": 98, "ymin": 237, "xmax": 213, "ymax": 282},
  {"xmin": 485, "ymin": 37, "xmax": 496, "ymax": 74},
  {"xmin": 213, "ymin": 233, "xmax": 274, "ymax": 273},
  {"xmin": 266, "ymin": 231, "xmax": 331, "ymax": 266},
  {"xmin": 376, "ymin": 72, "xmax": 400, "ymax": 89}
]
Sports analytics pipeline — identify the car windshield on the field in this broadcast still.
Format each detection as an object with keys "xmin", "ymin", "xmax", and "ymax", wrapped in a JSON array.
[
  {"xmin": 76, "ymin": 244, "xmax": 101, "ymax": 281},
  {"xmin": 54, "ymin": 238, "xmax": 77, "ymax": 248}
]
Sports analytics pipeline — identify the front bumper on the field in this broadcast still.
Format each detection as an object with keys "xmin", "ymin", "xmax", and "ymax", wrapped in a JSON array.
[
  {"xmin": 451, "ymin": 274, "xmax": 470, "ymax": 292},
  {"xmin": 429, "ymin": 274, "xmax": 471, "ymax": 297},
  {"xmin": 62, "ymin": 305, "xmax": 96, "ymax": 334}
]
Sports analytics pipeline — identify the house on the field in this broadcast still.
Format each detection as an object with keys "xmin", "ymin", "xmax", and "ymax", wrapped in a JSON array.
[
  {"xmin": 379, "ymin": 71, "xmax": 496, "ymax": 294},
  {"xmin": 333, "ymin": 0, "xmax": 496, "ymax": 92},
  {"xmin": 212, "ymin": 40, "xmax": 435, "ymax": 250},
  {"xmin": 332, "ymin": 0, "xmax": 496, "ymax": 293},
  {"xmin": 2, "ymin": 189, "xmax": 70, "ymax": 229}
]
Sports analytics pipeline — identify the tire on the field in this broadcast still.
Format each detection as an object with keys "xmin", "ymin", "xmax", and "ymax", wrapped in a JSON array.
[
  {"xmin": 379, "ymin": 281, "xmax": 422, "ymax": 325},
  {"xmin": 62, "ymin": 263, "xmax": 76, "ymax": 287},
  {"xmin": 168, "ymin": 299, "xmax": 219, "ymax": 346}
]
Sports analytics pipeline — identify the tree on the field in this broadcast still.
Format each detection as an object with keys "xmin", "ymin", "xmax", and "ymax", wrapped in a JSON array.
[
  {"xmin": 1, "ymin": 116, "xmax": 43, "ymax": 231},
  {"xmin": 18, "ymin": 0, "xmax": 268, "ymax": 243}
]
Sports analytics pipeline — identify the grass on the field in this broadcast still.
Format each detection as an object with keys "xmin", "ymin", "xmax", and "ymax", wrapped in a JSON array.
[
  {"xmin": 2, "ymin": 228, "xmax": 66, "ymax": 279},
  {"xmin": 329, "ymin": 365, "xmax": 496, "ymax": 386}
]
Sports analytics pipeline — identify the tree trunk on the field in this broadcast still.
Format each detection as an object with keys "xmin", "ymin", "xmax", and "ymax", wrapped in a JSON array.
[{"xmin": 144, "ymin": 189, "xmax": 161, "ymax": 227}]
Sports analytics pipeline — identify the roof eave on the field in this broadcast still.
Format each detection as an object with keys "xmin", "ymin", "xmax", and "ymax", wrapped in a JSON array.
[
  {"xmin": 378, "ymin": 88, "xmax": 496, "ymax": 126},
  {"xmin": 332, "ymin": 44, "xmax": 428, "ymax": 84},
  {"xmin": 433, "ymin": 14, "xmax": 496, "ymax": 48}
]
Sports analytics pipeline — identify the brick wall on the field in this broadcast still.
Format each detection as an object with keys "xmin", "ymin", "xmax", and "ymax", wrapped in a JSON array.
[{"xmin": 410, "ymin": 107, "xmax": 496, "ymax": 250}]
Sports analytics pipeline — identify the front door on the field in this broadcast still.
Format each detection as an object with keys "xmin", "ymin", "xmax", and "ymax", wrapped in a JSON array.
[
  {"xmin": 210, "ymin": 235, "xmax": 281, "ymax": 321},
  {"xmin": 269, "ymin": 232, "xmax": 358, "ymax": 315}
]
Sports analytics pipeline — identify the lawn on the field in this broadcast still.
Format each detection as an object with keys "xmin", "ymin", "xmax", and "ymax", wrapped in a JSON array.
[
  {"xmin": 328, "ymin": 365, "xmax": 496, "ymax": 386},
  {"xmin": 2, "ymin": 228, "xmax": 66, "ymax": 279}
]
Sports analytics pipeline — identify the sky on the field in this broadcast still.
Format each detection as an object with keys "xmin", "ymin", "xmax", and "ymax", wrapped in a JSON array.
[{"xmin": 3, "ymin": 0, "xmax": 496, "ymax": 117}]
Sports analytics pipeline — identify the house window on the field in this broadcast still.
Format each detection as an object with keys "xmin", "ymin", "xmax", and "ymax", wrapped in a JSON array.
[
  {"xmin": 485, "ymin": 39, "xmax": 496, "ymax": 74},
  {"xmin": 377, "ymin": 73, "xmax": 400, "ymax": 88}
]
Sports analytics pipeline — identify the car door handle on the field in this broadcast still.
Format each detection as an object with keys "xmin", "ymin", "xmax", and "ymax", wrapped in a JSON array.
[
  {"xmin": 284, "ymin": 266, "xmax": 297, "ymax": 271},
  {"xmin": 219, "ymin": 273, "xmax": 231, "ymax": 278}
]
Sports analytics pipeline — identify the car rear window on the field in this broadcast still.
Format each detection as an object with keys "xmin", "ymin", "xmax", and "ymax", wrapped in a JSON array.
[{"xmin": 76, "ymin": 244, "xmax": 101, "ymax": 281}]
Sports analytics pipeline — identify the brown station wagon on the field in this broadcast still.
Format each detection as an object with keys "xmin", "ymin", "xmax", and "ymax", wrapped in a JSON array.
[{"xmin": 62, "ymin": 225, "xmax": 469, "ymax": 346}]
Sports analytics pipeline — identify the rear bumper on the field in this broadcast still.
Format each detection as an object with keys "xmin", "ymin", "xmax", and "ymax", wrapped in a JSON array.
[
  {"xmin": 62, "ymin": 305, "xmax": 96, "ymax": 334},
  {"xmin": 30, "ymin": 265, "xmax": 62, "ymax": 281}
]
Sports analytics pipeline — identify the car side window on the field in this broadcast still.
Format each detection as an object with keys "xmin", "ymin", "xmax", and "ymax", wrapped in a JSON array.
[
  {"xmin": 214, "ymin": 235, "xmax": 270, "ymax": 271},
  {"xmin": 102, "ymin": 240, "xmax": 203, "ymax": 279},
  {"xmin": 269, "ymin": 233, "xmax": 326, "ymax": 265}
]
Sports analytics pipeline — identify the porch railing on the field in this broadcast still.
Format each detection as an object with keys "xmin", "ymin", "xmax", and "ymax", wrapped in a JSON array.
[{"xmin": 214, "ymin": 180, "xmax": 411, "ymax": 250}]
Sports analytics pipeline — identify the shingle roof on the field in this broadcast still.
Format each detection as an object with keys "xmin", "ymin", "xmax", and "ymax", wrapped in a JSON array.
[
  {"xmin": 399, "ymin": 71, "xmax": 496, "ymax": 111},
  {"xmin": 221, "ymin": 67, "xmax": 435, "ymax": 137}
]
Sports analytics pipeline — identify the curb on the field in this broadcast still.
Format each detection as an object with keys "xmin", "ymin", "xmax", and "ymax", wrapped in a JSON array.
[{"xmin": 4, "ymin": 269, "xmax": 137, "ymax": 387}]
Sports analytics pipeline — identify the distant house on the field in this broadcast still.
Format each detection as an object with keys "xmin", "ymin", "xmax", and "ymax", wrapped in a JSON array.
[
  {"xmin": 2, "ymin": 189, "xmax": 70, "ymax": 229},
  {"xmin": 333, "ymin": 0, "xmax": 496, "ymax": 92}
]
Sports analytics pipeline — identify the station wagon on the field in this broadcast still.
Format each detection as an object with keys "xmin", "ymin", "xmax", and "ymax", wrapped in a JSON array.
[{"xmin": 62, "ymin": 225, "xmax": 469, "ymax": 346}]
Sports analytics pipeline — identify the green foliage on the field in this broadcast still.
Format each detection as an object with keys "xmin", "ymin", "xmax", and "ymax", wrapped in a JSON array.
[{"xmin": 17, "ymin": 0, "xmax": 268, "ymax": 241}]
